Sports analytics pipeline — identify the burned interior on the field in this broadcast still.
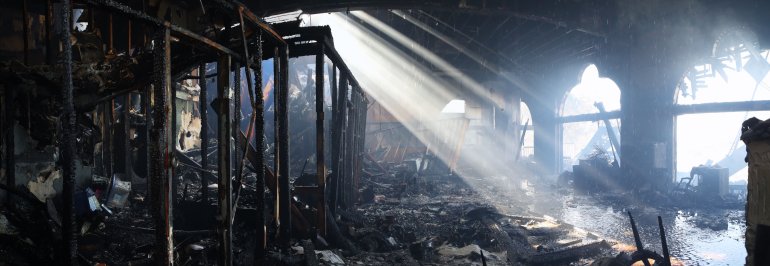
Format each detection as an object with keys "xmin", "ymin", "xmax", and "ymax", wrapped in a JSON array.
[{"xmin": 2, "ymin": 0, "xmax": 770, "ymax": 265}]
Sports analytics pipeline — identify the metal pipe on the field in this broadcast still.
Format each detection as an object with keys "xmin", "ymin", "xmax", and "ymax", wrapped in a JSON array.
[
  {"xmin": 199, "ymin": 63, "xmax": 209, "ymax": 206},
  {"xmin": 60, "ymin": 0, "xmax": 78, "ymax": 264},
  {"xmin": 216, "ymin": 54, "xmax": 233, "ymax": 266},
  {"xmin": 628, "ymin": 212, "xmax": 651, "ymax": 266},
  {"xmin": 149, "ymin": 27, "xmax": 174, "ymax": 266},
  {"xmin": 277, "ymin": 45, "xmax": 291, "ymax": 248},
  {"xmin": 253, "ymin": 32, "xmax": 266, "ymax": 259},
  {"xmin": 315, "ymin": 45, "xmax": 326, "ymax": 236},
  {"xmin": 658, "ymin": 216, "xmax": 671, "ymax": 266}
]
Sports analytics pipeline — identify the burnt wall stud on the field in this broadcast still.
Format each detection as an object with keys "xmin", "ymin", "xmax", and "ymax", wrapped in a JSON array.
[
  {"xmin": 60, "ymin": 0, "xmax": 78, "ymax": 264},
  {"xmin": 234, "ymin": 61, "xmax": 242, "ymax": 192},
  {"xmin": 253, "ymin": 32, "xmax": 267, "ymax": 259},
  {"xmin": 315, "ymin": 45, "xmax": 327, "ymax": 236},
  {"xmin": 199, "ymin": 63, "xmax": 209, "ymax": 206},
  {"xmin": 217, "ymin": 54, "xmax": 233, "ymax": 266},
  {"xmin": 278, "ymin": 45, "xmax": 291, "ymax": 248},
  {"xmin": 149, "ymin": 27, "xmax": 174, "ymax": 266}
]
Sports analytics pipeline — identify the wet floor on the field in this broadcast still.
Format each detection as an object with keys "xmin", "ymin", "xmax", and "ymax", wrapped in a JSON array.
[{"xmin": 533, "ymin": 194, "xmax": 746, "ymax": 265}]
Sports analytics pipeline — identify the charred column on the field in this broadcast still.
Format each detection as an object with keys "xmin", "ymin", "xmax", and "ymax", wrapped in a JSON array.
[
  {"xmin": 315, "ymin": 45, "xmax": 327, "ymax": 236},
  {"xmin": 199, "ymin": 63, "xmax": 209, "ymax": 206},
  {"xmin": 253, "ymin": 33, "xmax": 267, "ymax": 258},
  {"xmin": 273, "ymin": 47, "xmax": 281, "ymax": 228},
  {"xmin": 217, "ymin": 54, "xmax": 233, "ymax": 266},
  {"xmin": 149, "ymin": 27, "xmax": 174, "ymax": 266},
  {"xmin": 277, "ymin": 45, "xmax": 291, "ymax": 247},
  {"xmin": 237, "ymin": 10, "xmax": 266, "ymax": 254},
  {"xmin": 59, "ymin": 0, "xmax": 78, "ymax": 264}
]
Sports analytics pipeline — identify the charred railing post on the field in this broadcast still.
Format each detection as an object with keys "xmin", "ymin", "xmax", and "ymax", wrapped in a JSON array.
[
  {"xmin": 199, "ymin": 63, "xmax": 209, "ymax": 206},
  {"xmin": 356, "ymin": 90, "xmax": 367, "ymax": 198},
  {"xmin": 253, "ymin": 32, "xmax": 267, "ymax": 259},
  {"xmin": 277, "ymin": 45, "xmax": 291, "ymax": 248},
  {"xmin": 60, "ymin": 0, "xmax": 78, "ymax": 264},
  {"xmin": 332, "ymin": 73, "xmax": 348, "ymax": 212},
  {"xmin": 343, "ymin": 80, "xmax": 355, "ymax": 209},
  {"xmin": 149, "ymin": 27, "xmax": 174, "ymax": 266},
  {"xmin": 235, "ymin": 8, "xmax": 267, "ymax": 256},
  {"xmin": 216, "ymin": 54, "xmax": 233, "ymax": 266},
  {"xmin": 124, "ymin": 95, "xmax": 133, "ymax": 181},
  {"xmin": 273, "ymin": 46, "xmax": 280, "ymax": 228},
  {"xmin": 328, "ymin": 68, "xmax": 340, "ymax": 214},
  {"xmin": 233, "ymin": 61, "xmax": 243, "ymax": 190},
  {"xmin": 315, "ymin": 45, "xmax": 327, "ymax": 236}
]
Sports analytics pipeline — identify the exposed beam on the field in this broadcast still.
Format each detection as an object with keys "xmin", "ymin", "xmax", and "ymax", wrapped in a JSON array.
[{"xmin": 674, "ymin": 100, "xmax": 770, "ymax": 115}]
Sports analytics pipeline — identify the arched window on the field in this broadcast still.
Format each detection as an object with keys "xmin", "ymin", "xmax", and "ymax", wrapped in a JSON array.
[
  {"xmin": 560, "ymin": 64, "xmax": 622, "ymax": 170},
  {"xmin": 675, "ymin": 43, "xmax": 770, "ymax": 184}
]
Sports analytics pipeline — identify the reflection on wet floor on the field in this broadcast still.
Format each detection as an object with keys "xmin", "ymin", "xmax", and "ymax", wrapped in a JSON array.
[{"xmin": 532, "ymin": 193, "xmax": 745, "ymax": 265}]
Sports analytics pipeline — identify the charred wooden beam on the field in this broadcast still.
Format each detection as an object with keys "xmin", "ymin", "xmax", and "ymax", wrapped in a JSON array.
[
  {"xmin": 329, "ymin": 65, "xmax": 339, "ymax": 214},
  {"xmin": 482, "ymin": 217, "xmax": 531, "ymax": 264},
  {"xmin": 526, "ymin": 240, "xmax": 610, "ymax": 264},
  {"xmin": 149, "ymin": 27, "xmax": 174, "ymax": 266},
  {"xmin": 199, "ymin": 63, "xmax": 209, "ymax": 206},
  {"xmin": 60, "ymin": 0, "xmax": 78, "ymax": 264},
  {"xmin": 216, "ymin": 54, "xmax": 233, "ymax": 266},
  {"xmin": 233, "ymin": 61, "xmax": 243, "ymax": 197},
  {"xmin": 124, "ymin": 94, "xmax": 133, "ymax": 181},
  {"xmin": 252, "ymin": 32, "xmax": 268, "ymax": 259},
  {"xmin": 315, "ymin": 45, "xmax": 327, "ymax": 236},
  {"xmin": 277, "ymin": 45, "xmax": 291, "ymax": 248}
]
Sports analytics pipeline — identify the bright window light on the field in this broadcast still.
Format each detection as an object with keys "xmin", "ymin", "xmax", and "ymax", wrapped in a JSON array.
[{"xmin": 441, "ymin": 99, "xmax": 466, "ymax": 113}]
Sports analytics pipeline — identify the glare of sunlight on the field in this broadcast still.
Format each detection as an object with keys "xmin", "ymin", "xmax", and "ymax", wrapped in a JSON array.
[
  {"xmin": 303, "ymin": 12, "xmax": 532, "ymax": 183},
  {"xmin": 561, "ymin": 65, "xmax": 622, "ymax": 170},
  {"xmin": 441, "ymin": 100, "xmax": 466, "ymax": 113},
  {"xmin": 676, "ymin": 49, "xmax": 770, "ymax": 183}
]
